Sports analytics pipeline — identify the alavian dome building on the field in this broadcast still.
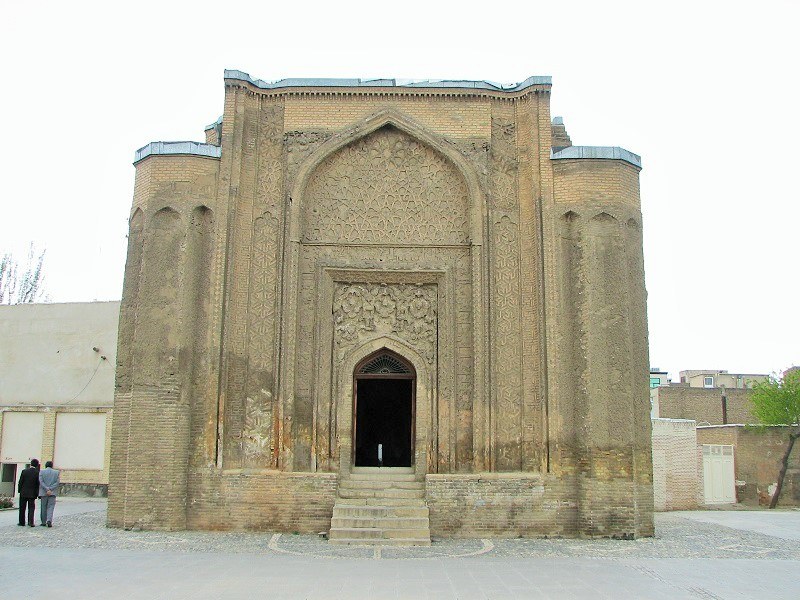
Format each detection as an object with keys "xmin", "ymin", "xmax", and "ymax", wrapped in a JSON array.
[{"xmin": 108, "ymin": 71, "xmax": 654, "ymax": 543}]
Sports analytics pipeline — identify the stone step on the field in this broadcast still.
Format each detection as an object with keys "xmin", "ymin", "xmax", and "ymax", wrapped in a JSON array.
[
  {"xmin": 329, "ymin": 537, "xmax": 431, "ymax": 546},
  {"xmin": 337, "ymin": 488, "xmax": 424, "ymax": 500},
  {"xmin": 350, "ymin": 467, "xmax": 415, "ymax": 475},
  {"xmin": 331, "ymin": 516, "xmax": 430, "ymax": 529},
  {"xmin": 332, "ymin": 505, "xmax": 429, "ymax": 519},
  {"xmin": 329, "ymin": 527, "xmax": 431, "ymax": 541},
  {"xmin": 347, "ymin": 471, "xmax": 418, "ymax": 482},
  {"xmin": 338, "ymin": 479, "xmax": 424, "ymax": 491},
  {"xmin": 336, "ymin": 497, "xmax": 427, "ymax": 507}
]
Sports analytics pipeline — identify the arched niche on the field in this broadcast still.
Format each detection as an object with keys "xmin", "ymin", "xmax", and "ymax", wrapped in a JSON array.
[
  {"xmin": 289, "ymin": 108, "xmax": 485, "ymax": 245},
  {"xmin": 336, "ymin": 337, "xmax": 431, "ymax": 480},
  {"xmin": 353, "ymin": 349, "xmax": 416, "ymax": 468},
  {"xmin": 301, "ymin": 124, "xmax": 470, "ymax": 246}
]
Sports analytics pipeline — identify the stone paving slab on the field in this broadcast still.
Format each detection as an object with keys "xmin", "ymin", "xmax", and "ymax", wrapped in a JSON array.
[
  {"xmin": 2, "ymin": 503, "xmax": 800, "ymax": 598},
  {"xmin": 0, "ymin": 546, "xmax": 796, "ymax": 599},
  {"xmin": 678, "ymin": 509, "xmax": 800, "ymax": 542},
  {"xmin": 2, "ymin": 505, "xmax": 799, "ymax": 561}
]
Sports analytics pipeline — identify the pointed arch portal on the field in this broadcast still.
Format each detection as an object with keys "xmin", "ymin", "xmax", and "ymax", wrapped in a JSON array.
[{"xmin": 353, "ymin": 350, "xmax": 416, "ymax": 467}]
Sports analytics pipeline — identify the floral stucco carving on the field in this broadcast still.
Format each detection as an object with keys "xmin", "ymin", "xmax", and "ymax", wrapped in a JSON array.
[{"xmin": 333, "ymin": 283, "xmax": 437, "ymax": 364}]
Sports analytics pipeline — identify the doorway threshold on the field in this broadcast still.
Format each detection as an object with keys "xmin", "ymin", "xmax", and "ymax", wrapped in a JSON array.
[{"xmin": 351, "ymin": 466, "xmax": 414, "ymax": 475}]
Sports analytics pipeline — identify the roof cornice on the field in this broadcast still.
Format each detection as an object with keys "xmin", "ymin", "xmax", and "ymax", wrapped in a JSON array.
[
  {"xmin": 551, "ymin": 146, "xmax": 642, "ymax": 169},
  {"xmin": 134, "ymin": 141, "xmax": 221, "ymax": 165},
  {"xmin": 224, "ymin": 70, "xmax": 552, "ymax": 98}
]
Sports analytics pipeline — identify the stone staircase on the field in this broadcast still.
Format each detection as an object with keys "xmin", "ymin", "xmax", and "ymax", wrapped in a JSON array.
[{"xmin": 329, "ymin": 467, "xmax": 431, "ymax": 546}]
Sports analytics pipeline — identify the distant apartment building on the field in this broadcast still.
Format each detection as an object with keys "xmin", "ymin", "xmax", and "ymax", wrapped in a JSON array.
[
  {"xmin": 679, "ymin": 369, "xmax": 768, "ymax": 390},
  {"xmin": 649, "ymin": 368, "xmax": 670, "ymax": 388}
]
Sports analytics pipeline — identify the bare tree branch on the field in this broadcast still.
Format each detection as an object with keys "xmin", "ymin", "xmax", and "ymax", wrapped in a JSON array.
[{"xmin": 0, "ymin": 244, "xmax": 48, "ymax": 304}]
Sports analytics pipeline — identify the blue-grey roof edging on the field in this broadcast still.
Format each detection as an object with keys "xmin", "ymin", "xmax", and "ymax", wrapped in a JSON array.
[
  {"xmin": 551, "ymin": 146, "xmax": 641, "ymax": 168},
  {"xmin": 204, "ymin": 116, "xmax": 223, "ymax": 131},
  {"xmin": 134, "ymin": 141, "xmax": 222, "ymax": 164},
  {"xmin": 224, "ymin": 70, "xmax": 551, "ymax": 92}
]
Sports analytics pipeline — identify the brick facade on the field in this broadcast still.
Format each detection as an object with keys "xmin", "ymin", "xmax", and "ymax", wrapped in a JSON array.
[{"xmin": 109, "ymin": 72, "xmax": 653, "ymax": 537}]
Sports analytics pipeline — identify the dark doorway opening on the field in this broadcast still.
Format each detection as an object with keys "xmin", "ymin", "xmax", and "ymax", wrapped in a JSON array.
[
  {"xmin": 353, "ymin": 350, "xmax": 416, "ymax": 467},
  {"xmin": 355, "ymin": 378, "xmax": 413, "ymax": 467}
]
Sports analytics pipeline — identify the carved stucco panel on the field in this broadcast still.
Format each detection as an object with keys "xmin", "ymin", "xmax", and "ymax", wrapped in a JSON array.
[
  {"xmin": 333, "ymin": 283, "xmax": 437, "ymax": 364},
  {"xmin": 492, "ymin": 214, "xmax": 524, "ymax": 470},
  {"xmin": 221, "ymin": 94, "xmax": 260, "ymax": 467},
  {"xmin": 237, "ymin": 100, "xmax": 285, "ymax": 466},
  {"xmin": 303, "ymin": 126, "xmax": 470, "ymax": 245},
  {"xmin": 285, "ymin": 130, "xmax": 333, "ymax": 186},
  {"xmin": 490, "ymin": 115, "xmax": 519, "ymax": 211}
]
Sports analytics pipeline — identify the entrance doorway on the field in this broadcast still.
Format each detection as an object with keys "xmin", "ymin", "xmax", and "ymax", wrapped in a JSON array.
[{"xmin": 353, "ymin": 351, "xmax": 415, "ymax": 467}]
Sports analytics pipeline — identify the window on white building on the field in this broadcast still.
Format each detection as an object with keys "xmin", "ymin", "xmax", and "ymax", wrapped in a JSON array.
[{"xmin": 704, "ymin": 376, "xmax": 714, "ymax": 388}]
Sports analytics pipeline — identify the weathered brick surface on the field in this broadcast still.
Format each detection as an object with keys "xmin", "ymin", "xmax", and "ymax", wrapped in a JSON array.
[
  {"xmin": 652, "ymin": 418, "xmax": 699, "ymax": 510},
  {"xmin": 188, "ymin": 471, "xmax": 337, "ymax": 532},
  {"xmin": 552, "ymin": 159, "xmax": 641, "ymax": 211},
  {"xmin": 109, "ymin": 73, "xmax": 654, "ymax": 538},
  {"xmin": 427, "ymin": 469, "xmax": 653, "ymax": 538},
  {"xmin": 426, "ymin": 473, "xmax": 577, "ymax": 537}
]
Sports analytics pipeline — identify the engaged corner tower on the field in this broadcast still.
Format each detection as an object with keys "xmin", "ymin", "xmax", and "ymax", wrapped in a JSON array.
[{"xmin": 108, "ymin": 70, "xmax": 653, "ymax": 539}]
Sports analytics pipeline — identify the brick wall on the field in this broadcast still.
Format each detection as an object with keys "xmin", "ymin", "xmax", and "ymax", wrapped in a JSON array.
[
  {"xmin": 426, "ymin": 473, "xmax": 576, "ymax": 537},
  {"xmin": 283, "ymin": 95, "xmax": 492, "ymax": 139},
  {"xmin": 697, "ymin": 425, "xmax": 800, "ymax": 506},
  {"xmin": 656, "ymin": 387, "xmax": 754, "ymax": 424},
  {"xmin": 551, "ymin": 122, "xmax": 571, "ymax": 149},
  {"xmin": 189, "ymin": 471, "xmax": 337, "ymax": 532},
  {"xmin": 651, "ymin": 418, "xmax": 699, "ymax": 510},
  {"xmin": 108, "ymin": 470, "xmax": 338, "ymax": 532},
  {"xmin": 426, "ymin": 471, "xmax": 653, "ymax": 539},
  {"xmin": 552, "ymin": 159, "xmax": 641, "ymax": 210}
]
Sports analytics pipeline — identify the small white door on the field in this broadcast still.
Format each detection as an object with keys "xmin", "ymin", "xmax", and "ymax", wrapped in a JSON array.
[{"xmin": 702, "ymin": 444, "xmax": 736, "ymax": 504}]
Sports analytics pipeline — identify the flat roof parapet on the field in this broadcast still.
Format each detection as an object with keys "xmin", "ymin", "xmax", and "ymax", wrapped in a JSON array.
[
  {"xmin": 134, "ymin": 141, "xmax": 222, "ymax": 164},
  {"xmin": 551, "ymin": 146, "xmax": 641, "ymax": 169},
  {"xmin": 224, "ymin": 70, "xmax": 551, "ymax": 94}
]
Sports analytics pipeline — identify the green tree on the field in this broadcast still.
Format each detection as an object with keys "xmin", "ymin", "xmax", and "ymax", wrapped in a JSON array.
[
  {"xmin": 750, "ymin": 368, "xmax": 800, "ymax": 508},
  {"xmin": 0, "ymin": 244, "xmax": 47, "ymax": 304}
]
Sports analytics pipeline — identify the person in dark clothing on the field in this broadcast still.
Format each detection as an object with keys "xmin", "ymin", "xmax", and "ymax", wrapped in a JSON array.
[{"xmin": 18, "ymin": 459, "xmax": 40, "ymax": 527}]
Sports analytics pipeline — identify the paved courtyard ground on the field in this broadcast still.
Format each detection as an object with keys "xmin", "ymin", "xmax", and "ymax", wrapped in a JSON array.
[{"xmin": 1, "ymin": 499, "xmax": 798, "ymax": 599}]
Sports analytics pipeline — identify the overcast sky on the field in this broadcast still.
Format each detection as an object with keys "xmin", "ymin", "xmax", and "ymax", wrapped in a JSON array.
[{"xmin": 3, "ymin": 1, "xmax": 798, "ymax": 380}]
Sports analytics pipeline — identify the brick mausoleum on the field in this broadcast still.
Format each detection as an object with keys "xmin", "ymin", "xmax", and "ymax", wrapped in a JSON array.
[{"xmin": 108, "ymin": 70, "xmax": 654, "ymax": 543}]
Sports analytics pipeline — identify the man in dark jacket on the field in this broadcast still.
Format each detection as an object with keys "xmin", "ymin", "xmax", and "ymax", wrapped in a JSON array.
[{"xmin": 18, "ymin": 459, "xmax": 40, "ymax": 527}]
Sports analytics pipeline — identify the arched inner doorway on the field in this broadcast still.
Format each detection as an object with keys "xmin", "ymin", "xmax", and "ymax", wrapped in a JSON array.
[{"xmin": 353, "ymin": 350, "xmax": 416, "ymax": 467}]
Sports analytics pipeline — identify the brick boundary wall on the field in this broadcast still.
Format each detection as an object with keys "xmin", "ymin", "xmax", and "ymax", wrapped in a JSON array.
[
  {"xmin": 697, "ymin": 425, "xmax": 800, "ymax": 506},
  {"xmin": 651, "ymin": 418, "xmax": 699, "ymax": 511}
]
